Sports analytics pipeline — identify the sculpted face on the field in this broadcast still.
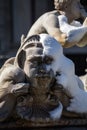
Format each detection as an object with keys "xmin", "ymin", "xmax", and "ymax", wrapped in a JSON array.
[{"xmin": 23, "ymin": 42, "xmax": 54, "ymax": 87}]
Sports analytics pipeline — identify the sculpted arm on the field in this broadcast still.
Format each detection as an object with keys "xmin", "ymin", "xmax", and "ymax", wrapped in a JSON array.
[
  {"xmin": 0, "ymin": 64, "xmax": 29, "ymax": 122},
  {"xmin": 55, "ymin": 58, "xmax": 87, "ymax": 114},
  {"xmin": 0, "ymin": 65, "xmax": 29, "ymax": 97}
]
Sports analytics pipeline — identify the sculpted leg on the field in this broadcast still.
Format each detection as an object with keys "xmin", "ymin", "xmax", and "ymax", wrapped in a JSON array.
[
  {"xmin": 76, "ymin": 32, "xmax": 87, "ymax": 47},
  {"xmin": 76, "ymin": 17, "xmax": 87, "ymax": 47}
]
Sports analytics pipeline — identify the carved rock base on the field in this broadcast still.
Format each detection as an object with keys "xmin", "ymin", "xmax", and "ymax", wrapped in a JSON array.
[{"xmin": 0, "ymin": 117, "xmax": 86, "ymax": 128}]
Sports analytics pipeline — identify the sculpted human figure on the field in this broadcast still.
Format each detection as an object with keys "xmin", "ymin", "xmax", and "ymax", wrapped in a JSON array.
[
  {"xmin": 27, "ymin": 0, "xmax": 87, "ymax": 48},
  {"xmin": 14, "ymin": 34, "xmax": 63, "ymax": 120},
  {"xmin": 0, "ymin": 34, "xmax": 87, "ymax": 122},
  {"xmin": 15, "ymin": 34, "xmax": 87, "ymax": 119},
  {"xmin": 0, "ymin": 34, "xmax": 63, "ymax": 122}
]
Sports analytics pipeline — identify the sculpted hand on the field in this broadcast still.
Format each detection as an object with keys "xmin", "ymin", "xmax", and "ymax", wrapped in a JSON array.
[
  {"xmin": 58, "ymin": 33, "xmax": 67, "ymax": 46},
  {"xmin": 11, "ymin": 83, "xmax": 30, "ymax": 96}
]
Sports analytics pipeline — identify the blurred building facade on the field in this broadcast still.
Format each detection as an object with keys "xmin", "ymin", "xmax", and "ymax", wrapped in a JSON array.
[
  {"xmin": 0, "ymin": 0, "xmax": 87, "ymax": 75},
  {"xmin": 0, "ymin": 0, "xmax": 53, "ymax": 54}
]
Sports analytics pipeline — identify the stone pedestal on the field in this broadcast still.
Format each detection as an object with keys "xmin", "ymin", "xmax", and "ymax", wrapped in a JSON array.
[{"xmin": 0, "ymin": 117, "xmax": 86, "ymax": 129}]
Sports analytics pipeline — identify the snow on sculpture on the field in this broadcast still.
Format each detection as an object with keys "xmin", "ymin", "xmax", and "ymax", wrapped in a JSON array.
[
  {"xmin": 58, "ymin": 14, "xmax": 87, "ymax": 45},
  {"xmin": 39, "ymin": 34, "xmax": 87, "ymax": 114},
  {"xmin": 0, "ymin": 34, "xmax": 87, "ymax": 122}
]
